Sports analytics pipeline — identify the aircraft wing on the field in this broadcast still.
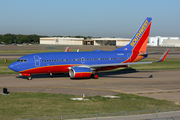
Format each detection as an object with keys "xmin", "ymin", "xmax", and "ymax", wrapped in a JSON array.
[
  {"xmin": 89, "ymin": 48, "xmax": 170, "ymax": 68},
  {"xmin": 65, "ymin": 46, "xmax": 69, "ymax": 52}
]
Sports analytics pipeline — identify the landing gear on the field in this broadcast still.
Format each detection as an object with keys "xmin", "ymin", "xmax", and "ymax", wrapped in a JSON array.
[
  {"xmin": 94, "ymin": 74, "xmax": 98, "ymax": 79},
  {"xmin": 92, "ymin": 74, "xmax": 98, "ymax": 79},
  {"xmin": 91, "ymin": 71, "xmax": 99, "ymax": 79},
  {"xmin": 27, "ymin": 76, "xmax": 32, "ymax": 80}
]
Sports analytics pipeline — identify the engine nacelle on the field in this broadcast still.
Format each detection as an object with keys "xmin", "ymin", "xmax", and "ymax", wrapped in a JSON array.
[{"xmin": 69, "ymin": 67, "xmax": 92, "ymax": 78}]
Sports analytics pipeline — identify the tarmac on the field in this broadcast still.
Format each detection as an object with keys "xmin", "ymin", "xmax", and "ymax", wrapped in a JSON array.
[{"xmin": 1, "ymin": 69, "xmax": 180, "ymax": 103}]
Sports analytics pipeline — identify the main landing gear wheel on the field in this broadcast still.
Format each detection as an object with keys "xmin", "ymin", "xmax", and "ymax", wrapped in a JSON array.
[
  {"xmin": 94, "ymin": 74, "xmax": 98, "ymax": 79},
  {"xmin": 92, "ymin": 74, "xmax": 98, "ymax": 79},
  {"xmin": 27, "ymin": 76, "xmax": 32, "ymax": 80}
]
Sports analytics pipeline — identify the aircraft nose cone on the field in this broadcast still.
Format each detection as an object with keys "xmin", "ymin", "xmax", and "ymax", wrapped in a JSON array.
[
  {"xmin": 8, "ymin": 64, "xmax": 14, "ymax": 70},
  {"xmin": 8, "ymin": 62, "xmax": 19, "ymax": 72}
]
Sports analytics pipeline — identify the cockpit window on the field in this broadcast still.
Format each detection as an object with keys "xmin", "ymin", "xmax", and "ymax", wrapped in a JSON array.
[{"xmin": 17, "ymin": 59, "xmax": 27, "ymax": 62}]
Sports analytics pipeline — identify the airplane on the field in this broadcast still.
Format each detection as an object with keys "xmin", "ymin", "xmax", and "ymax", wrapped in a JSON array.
[{"xmin": 8, "ymin": 17, "xmax": 170, "ymax": 80}]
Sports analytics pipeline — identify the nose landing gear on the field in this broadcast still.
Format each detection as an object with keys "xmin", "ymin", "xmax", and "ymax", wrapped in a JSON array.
[{"xmin": 27, "ymin": 76, "xmax": 32, "ymax": 80}]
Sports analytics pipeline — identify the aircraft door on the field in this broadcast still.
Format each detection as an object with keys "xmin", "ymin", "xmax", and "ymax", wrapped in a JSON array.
[{"xmin": 34, "ymin": 55, "xmax": 40, "ymax": 66}]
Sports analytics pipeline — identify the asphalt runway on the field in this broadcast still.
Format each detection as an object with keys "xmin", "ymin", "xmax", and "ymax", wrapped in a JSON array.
[{"xmin": 1, "ymin": 69, "xmax": 180, "ymax": 102}]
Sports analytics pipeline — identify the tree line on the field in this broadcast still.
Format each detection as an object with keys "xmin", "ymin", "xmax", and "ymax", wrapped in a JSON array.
[
  {"xmin": 0, "ymin": 34, "xmax": 94, "ymax": 44},
  {"xmin": 0, "ymin": 34, "xmax": 41, "ymax": 44}
]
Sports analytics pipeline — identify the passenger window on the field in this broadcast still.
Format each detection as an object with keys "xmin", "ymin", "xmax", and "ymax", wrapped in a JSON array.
[{"xmin": 42, "ymin": 60, "xmax": 44, "ymax": 62}]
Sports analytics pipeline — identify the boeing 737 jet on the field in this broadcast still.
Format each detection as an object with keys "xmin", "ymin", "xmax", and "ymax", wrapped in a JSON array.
[{"xmin": 9, "ymin": 17, "xmax": 170, "ymax": 80}]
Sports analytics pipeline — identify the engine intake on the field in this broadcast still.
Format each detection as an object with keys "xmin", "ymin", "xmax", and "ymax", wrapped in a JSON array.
[{"xmin": 69, "ymin": 67, "xmax": 92, "ymax": 78}]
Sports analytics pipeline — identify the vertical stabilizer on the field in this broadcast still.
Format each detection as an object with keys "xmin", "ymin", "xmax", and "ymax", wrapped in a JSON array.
[{"xmin": 114, "ymin": 17, "xmax": 152, "ymax": 53}]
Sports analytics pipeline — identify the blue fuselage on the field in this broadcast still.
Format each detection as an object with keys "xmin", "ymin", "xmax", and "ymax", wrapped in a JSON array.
[{"xmin": 9, "ymin": 51, "xmax": 132, "ymax": 73}]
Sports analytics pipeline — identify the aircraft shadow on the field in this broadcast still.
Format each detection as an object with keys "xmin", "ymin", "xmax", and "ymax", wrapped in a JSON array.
[
  {"xmin": 16, "ymin": 73, "xmax": 70, "ymax": 79},
  {"xmin": 98, "ymin": 68, "xmax": 146, "ymax": 78}
]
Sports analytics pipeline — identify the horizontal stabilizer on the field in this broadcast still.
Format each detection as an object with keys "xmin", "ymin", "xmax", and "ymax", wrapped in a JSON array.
[{"xmin": 139, "ymin": 51, "xmax": 169, "ymax": 56}]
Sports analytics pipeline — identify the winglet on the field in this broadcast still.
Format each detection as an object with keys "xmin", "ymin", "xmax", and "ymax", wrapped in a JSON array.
[
  {"xmin": 155, "ymin": 48, "xmax": 170, "ymax": 62},
  {"xmin": 65, "ymin": 46, "xmax": 69, "ymax": 52}
]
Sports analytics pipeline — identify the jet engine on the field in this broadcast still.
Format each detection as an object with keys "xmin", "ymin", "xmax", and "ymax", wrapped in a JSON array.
[{"xmin": 69, "ymin": 67, "xmax": 92, "ymax": 78}]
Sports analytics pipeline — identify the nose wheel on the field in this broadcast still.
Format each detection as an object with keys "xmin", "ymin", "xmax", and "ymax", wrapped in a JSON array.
[{"xmin": 27, "ymin": 76, "xmax": 32, "ymax": 80}]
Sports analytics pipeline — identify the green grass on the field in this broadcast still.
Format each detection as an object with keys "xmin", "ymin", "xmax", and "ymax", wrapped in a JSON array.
[
  {"xmin": 0, "ymin": 49, "xmax": 91, "ymax": 53},
  {"xmin": 0, "ymin": 59, "xmax": 17, "ymax": 74},
  {"xmin": 0, "ymin": 50, "xmax": 65, "ymax": 53},
  {"xmin": 0, "ymin": 92, "xmax": 180, "ymax": 120}
]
